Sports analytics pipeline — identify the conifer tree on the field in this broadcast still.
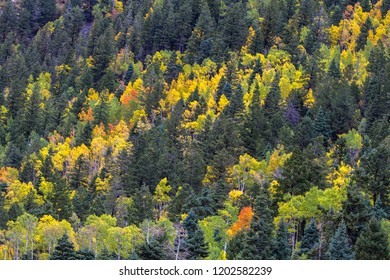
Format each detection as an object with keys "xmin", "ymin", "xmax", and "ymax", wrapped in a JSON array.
[
  {"xmin": 356, "ymin": 18, "xmax": 372, "ymax": 51},
  {"xmin": 297, "ymin": 219, "xmax": 319, "ymax": 259},
  {"xmin": 326, "ymin": 221, "xmax": 354, "ymax": 260},
  {"xmin": 273, "ymin": 220, "xmax": 292, "ymax": 260},
  {"xmin": 328, "ymin": 59, "xmax": 341, "ymax": 79},
  {"xmin": 342, "ymin": 187, "xmax": 373, "ymax": 244},
  {"xmin": 314, "ymin": 107, "xmax": 331, "ymax": 140},
  {"xmin": 138, "ymin": 239, "xmax": 164, "ymax": 260},
  {"xmin": 355, "ymin": 217, "xmax": 389, "ymax": 260},
  {"xmin": 241, "ymin": 188, "xmax": 274, "ymax": 260},
  {"xmin": 50, "ymin": 234, "xmax": 77, "ymax": 260},
  {"xmin": 183, "ymin": 210, "xmax": 209, "ymax": 259}
]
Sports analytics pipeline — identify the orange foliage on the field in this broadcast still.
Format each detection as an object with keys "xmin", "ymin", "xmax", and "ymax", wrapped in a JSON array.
[
  {"xmin": 120, "ymin": 88, "xmax": 138, "ymax": 106},
  {"xmin": 0, "ymin": 167, "xmax": 19, "ymax": 186},
  {"xmin": 79, "ymin": 107, "xmax": 94, "ymax": 122},
  {"xmin": 228, "ymin": 206, "xmax": 254, "ymax": 237}
]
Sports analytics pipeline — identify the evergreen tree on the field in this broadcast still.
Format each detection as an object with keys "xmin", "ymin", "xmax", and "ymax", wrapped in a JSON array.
[
  {"xmin": 297, "ymin": 219, "xmax": 319, "ymax": 259},
  {"xmin": 356, "ymin": 18, "xmax": 372, "ymax": 51},
  {"xmin": 355, "ymin": 217, "xmax": 389, "ymax": 260},
  {"xmin": 7, "ymin": 203, "xmax": 23, "ymax": 221},
  {"xmin": 0, "ymin": 193, "xmax": 8, "ymax": 228},
  {"xmin": 76, "ymin": 249, "xmax": 95, "ymax": 260},
  {"xmin": 381, "ymin": 0, "xmax": 390, "ymax": 16},
  {"xmin": 314, "ymin": 107, "xmax": 331, "ymax": 140},
  {"xmin": 373, "ymin": 197, "xmax": 388, "ymax": 220},
  {"xmin": 48, "ymin": 173, "xmax": 73, "ymax": 220},
  {"xmin": 241, "ymin": 82, "xmax": 267, "ymax": 157},
  {"xmin": 138, "ymin": 239, "xmax": 164, "ymax": 260},
  {"xmin": 50, "ymin": 234, "xmax": 77, "ymax": 260},
  {"xmin": 124, "ymin": 63, "xmax": 134, "ymax": 85},
  {"xmin": 342, "ymin": 187, "xmax": 373, "ymax": 244},
  {"xmin": 241, "ymin": 188, "xmax": 274, "ymax": 260},
  {"xmin": 326, "ymin": 221, "xmax": 354, "ymax": 260},
  {"xmin": 187, "ymin": 2, "xmax": 215, "ymax": 63},
  {"xmin": 328, "ymin": 59, "xmax": 341, "ymax": 79},
  {"xmin": 182, "ymin": 209, "xmax": 209, "ymax": 259},
  {"xmin": 273, "ymin": 220, "xmax": 292, "ymax": 260}
]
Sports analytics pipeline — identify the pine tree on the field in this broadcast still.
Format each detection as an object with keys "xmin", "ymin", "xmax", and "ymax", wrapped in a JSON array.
[
  {"xmin": 124, "ymin": 63, "xmax": 134, "ymax": 85},
  {"xmin": 342, "ymin": 187, "xmax": 373, "ymax": 244},
  {"xmin": 241, "ymin": 82, "xmax": 267, "ymax": 157},
  {"xmin": 49, "ymin": 173, "xmax": 73, "ymax": 220},
  {"xmin": 355, "ymin": 217, "xmax": 389, "ymax": 260},
  {"xmin": 273, "ymin": 220, "xmax": 292, "ymax": 260},
  {"xmin": 0, "ymin": 193, "xmax": 8, "ymax": 228},
  {"xmin": 8, "ymin": 202, "xmax": 23, "ymax": 221},
  {"xmin": 186, "ymin": 229, "xmax": 209, "ymax": 260},
  {"xmin": 227, "ymin": 230, "xmax": 247, "ymax": 260},
  {"xmin": 241, "ymin": 188, "xmax": 274, "ymax": 260},
  {"xmin": 328, "ymin": 59, "xmax": 341, "ymax": 79},
  {"xmin": 373, "ymin": 197, "xmax": 388, "ymax": 220},
  {"xmin": 381, "ymin": 0, "xmax": 390, "ymax": 16},
  {"xmin": 183, "ymin": 209, "xmax": 209, "ymax": 259},
  {"xmin": 76, "ymin": 249, "xmax": 95, "ymax": 260},
  {"xmin": 314, "ymin": 107, "xmax": 331, "ymax": 140},
  {"xmin": 297, "ymin": 219, "xmax": 319, "ymax": 259},
  {"xmin": 138, "ymin": 239, "xmax": 164, "ymax": 260},
  {"xmin": 360, "ymin": 0, "xmax": 371, "ymax": 12},
  {"xmin": 356, "ymin": 18, "xmax": 372, "ymax": 51},
  {"xmin": 326, "ymin": 221, "xmax": 354, "ymax": 260},
  {"xmin": 50, "ymin": 234, "xmax": 77, "ymax": 260},
  {"xmin": 187, "ymin": 2, "xmax": 215, "ymax": 63}
]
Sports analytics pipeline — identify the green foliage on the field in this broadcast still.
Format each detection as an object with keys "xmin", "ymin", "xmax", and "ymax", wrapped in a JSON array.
[
  {"xmin": 326, "ymin": 221, "xmax": 354, "ymax": 260},
  {"xmin": 273, "ymin": 220, "xmax": 292, "ymax": 260},
  {"xmin": 297, "ymin": 219, "xmax": 319, "ymax": 260},
  {"xmin": 355, "ymin": 217, "xmax": 390, "ymax": 260},
  {"xmin": 50, "ymin": 234, "xmax": 77, "ymax": 260},
  {"xmin": 240, "ymin": 188, "xmax": 274, "ymax": 260},
  {"xmin": 0, "ymin": 0, "xmax": 388, "ymax": 261}
]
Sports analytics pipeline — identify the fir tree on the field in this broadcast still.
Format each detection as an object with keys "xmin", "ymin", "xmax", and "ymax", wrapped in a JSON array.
[
  {"xmin": 241, "ymin": 188, "xmax": 274, "ymax": 260},
  {"xmin": 124, "ymin": 63, "xmax": 134, "ymax": 85},
  {"xmin": 50, "ymin": 234, "xmax": 77, "ymax": 260},
  {"xmin": 355, "ymin": 217, "xmax": 389, "ymax": 260},
  {"xmin": 297, "ymin": 219, "xmax": 319, "ymax": 259},
  {"xmin": 328, "ymin": 59, "xmax": 341, "ymax": 79},
  {"xmin": 138, "ymin": 239, "xmax": 164, "ymax": 260},
  {"xmin": 314, "ymin": 107, "xmax": 331, "ymax": 140},
  {"xmin": 76, "ymin": 249, "xmax": 95, "ymax": 260},
  {"xmin": 273, "ymin": 220, "xmax": 292, "ymax": 260},
  {"xmin": 356, "ymin": 18, "xmax": 372, "ymax": 51},
  {"xmin": 182, "ymin": 209, "xmax": 209, "ymax": 259},
  {"xmin": 342, "ymin": 187, "xmax": 373, "ymax": 244},
  {"xmin": 326, "ymin": 221, "xmax": 354, "ymax": 260}
]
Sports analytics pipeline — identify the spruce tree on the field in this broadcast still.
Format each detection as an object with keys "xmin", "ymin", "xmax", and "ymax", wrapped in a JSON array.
[
  {"xmin": 328, "ymin": 59, "xmax": 341, "ymax": 79},
  {"xmin": 138, "ymin": 239, "xmax": 164, "ymax": 260},
  {"xmin": 76, "ymin": 249, "xmax": 95, "ymax": 260},
  {"xmin": 314, "ymin": 107, "xmax": 331, "ymax": 140},
  {"xmin": 342, "ymin": 187, "xmax": 373, "ymax": 243},
  {"xmin": 356, "ymin": 18, "xmax": 372, "ymax": 51},
  {"xmin": 273, "ymin": 220, "xmax": 292, "ymax": 260},
  {"xmin": 50, "ymin": 234, "xmax": 77, "ymax": 260},
  {"xmin": 182, "ymin": 209, "xmax": 209, "ymax": 259},
  {"xmin": 0, "ymin": 193, "xmax": 8, "ymax": 229},
  {"xmin": 124, "ymin": 63, "xmax": 134, "ymax": 85},
  {"xmin": 241, "ymin": 188, "xmax": 274, "ymax": 260},
  {"xmin": 326, "ymin": 221, "xmax": 354, "ymax": 260},
  {"xmin": 298, "ymin": 219, "xmax": 319, "ymax": 259},
  {"xmin": 355, "ymin": 217, "xmax": 389, "ymax": 260}
]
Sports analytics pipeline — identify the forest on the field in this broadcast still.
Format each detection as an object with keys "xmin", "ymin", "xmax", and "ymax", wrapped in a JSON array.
[{"xmin": 0, "ymin": 0, "xmax": 389, "ymax": 260}]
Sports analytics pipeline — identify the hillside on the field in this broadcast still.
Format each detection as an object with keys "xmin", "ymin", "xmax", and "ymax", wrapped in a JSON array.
[{"xmin": 0, "ymin": 0, "xmax": 389, "ymax": 260}]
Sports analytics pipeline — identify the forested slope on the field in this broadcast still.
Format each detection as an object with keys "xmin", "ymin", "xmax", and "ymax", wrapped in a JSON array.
[{"xmin": 0, "ymin": 0, "xmax": 389, "ymax": 260}]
